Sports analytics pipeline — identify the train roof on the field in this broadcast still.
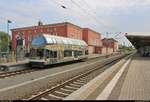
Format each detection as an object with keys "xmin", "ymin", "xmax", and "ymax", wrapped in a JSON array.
[{"xmin": 31, "ymin": 34, "xmax": 88, "ymax": 46}]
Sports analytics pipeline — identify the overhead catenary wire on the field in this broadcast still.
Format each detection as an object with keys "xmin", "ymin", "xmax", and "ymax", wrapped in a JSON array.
[
  {"xmin": 70, "ymin": 0, "xmax": 108, "ymax": 28},
  {"xmin": 51, "ymin": 0, "xmax": 103, "ymax": 29}
]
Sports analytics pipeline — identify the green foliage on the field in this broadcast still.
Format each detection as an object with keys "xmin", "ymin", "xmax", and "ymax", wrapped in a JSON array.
[
  {"xmin": 119, "ymin": 46, "xmax": 134, "ymax": 54},
  {"xmin": 0, "ymin": 31, "xmax": 10, "ymax": 52}
]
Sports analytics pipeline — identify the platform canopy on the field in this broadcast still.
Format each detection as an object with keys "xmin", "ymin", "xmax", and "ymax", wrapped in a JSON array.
[
  {"xmin": 126, "ymin": 33, "xmax": 150, "ymax": 49},
  {"xmin": 31, "ymin": 33, "xmax": 88, "ymax": 47}
]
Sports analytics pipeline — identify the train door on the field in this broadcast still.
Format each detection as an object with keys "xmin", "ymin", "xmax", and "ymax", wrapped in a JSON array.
[{"xmin": 72, "ymin": 51, "xmax": 74, "ymax": 57}]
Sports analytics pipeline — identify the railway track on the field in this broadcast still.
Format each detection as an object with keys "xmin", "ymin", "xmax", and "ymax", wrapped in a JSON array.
[
  {"xmin": 26, "ymin": 55, "xmax": 128, "ymax": 100},
  {"xmin": 0, "ymin": 55, "xmax": 117, "ymax": 79},
  {"xmin": 0, "ymin": 69, "xmax": 40, "ymax": 78}
]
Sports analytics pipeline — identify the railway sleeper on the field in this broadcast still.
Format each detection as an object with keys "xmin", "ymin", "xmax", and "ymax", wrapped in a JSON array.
[
  {"xmin": 79, "ymin": 77, "xmax": 87, "ymax": 81},
  {"xmin": 60, "ymin": 88, "xmax": 74, "ymax": 93},
  {"xmin": 76, "ymin": 80, "xmax": 86, "ymax": 83},
  {"xmin": 40, "ymin": 97, "xmax": 49, "ymax": 100},
  {"xmin": 53, "ymin": 91, "xmax": 67, "ymax": 98},
  {"xmin": 48, "ymin": 94, "xmax": 63, "ymax": 100},
  {"xmin": 55, "ymin": 91, "xmax": 70, "ymax": 96},
  {"xmin": 59, "ymin": 88, "xmax": 74, "ymax": 94},
  {"xmin": 69, "ymin": 83, "xmax": 82, "ymax": 88},
  {"xmin": 65, "ymin": 85, "xmax": 78, "ymax": 90},
  {"xmin": 73, "ymin": 81, "xmax": 85, "ymax": 85}
]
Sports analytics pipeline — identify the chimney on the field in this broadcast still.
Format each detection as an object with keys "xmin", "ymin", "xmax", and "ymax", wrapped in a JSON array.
[{"xmin": 38, "ymin": 20, "xmax": 43, "ymax": 26}]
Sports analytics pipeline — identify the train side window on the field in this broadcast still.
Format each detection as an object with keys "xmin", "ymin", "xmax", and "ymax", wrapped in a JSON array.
[
  {"xmin": 49, "ymin": 51, "xmax": 53, "ymax": 58},
  {"xmin": 74, "ymin": 51, "xmax": 83, "ymax": 57},
  {"xmin": 53, "ymin": 51, "xmax": 57, "ymax": 58},
  {"xmin": 64, "ymin": 50, "xmax": 72, "ymax": 57},
  {"xmin": 74, "ymin": 51, "xmax": 78, "ymax": 58},
  {"xmin": 37, "ymin": 49, "xmax": 44, "ymax": 59},
  {"xmin": 46, "ymin": 50, "xmax": 50, "ymax": 58},
  {"xmin": 78, "ymin": 51, "xmax": 83, "ymax": 56},
  {"xmin": 85, "ymin": 50, "xmax": 88, "ymax": 55},
  {"xmin": 46, "ymin": 50, "xmax": 57, "ymax": 58}
]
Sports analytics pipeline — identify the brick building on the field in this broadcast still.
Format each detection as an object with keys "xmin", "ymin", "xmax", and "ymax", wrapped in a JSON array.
[
  {"xmin": 102, "ymin": 38, "xmax": 118, "ymax": 54},
  {"xmin": 11, "ymin": 22, "xmax": 83, "ymax": 53},
  {"xmin": 82, "ymin": 28, "xmax": 102, "ymax": 54},
  {"xmin": 11, "ymin": 22, "xmax": 103, "ymax": 55}
]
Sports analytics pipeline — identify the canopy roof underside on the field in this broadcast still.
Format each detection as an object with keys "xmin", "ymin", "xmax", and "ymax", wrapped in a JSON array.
[{"xmin": 126, "ymin": 35, "xmax": 150, "ymax": 49}]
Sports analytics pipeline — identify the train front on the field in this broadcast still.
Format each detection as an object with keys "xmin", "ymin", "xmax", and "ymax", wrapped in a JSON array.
[{"xmin": 29, "ymin": 35, "xmax": 46, "ymax": 68}]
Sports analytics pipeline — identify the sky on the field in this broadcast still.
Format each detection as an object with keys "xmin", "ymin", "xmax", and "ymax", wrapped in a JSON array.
[{"xmin": 1, "ymin": 0, "xmax": 150, "ymax": 46}]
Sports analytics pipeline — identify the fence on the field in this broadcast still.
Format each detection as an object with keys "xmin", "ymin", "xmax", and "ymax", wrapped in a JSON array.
[
  {"xmin": 0, "ymin": 52, "xmax": 15, "ymax": 64},
  {"xmin": 0, "ymin": 51, "xmax": 26, "ymax": 64}
]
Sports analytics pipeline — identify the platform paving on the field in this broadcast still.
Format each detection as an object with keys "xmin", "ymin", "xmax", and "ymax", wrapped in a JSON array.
[
  {"xmin": 108, "ymin": 54, "xmax": 150, "ymax": 100},
  {"xmin": 0, "ymin": 59, "xmax": 29, "ymax": 66}
]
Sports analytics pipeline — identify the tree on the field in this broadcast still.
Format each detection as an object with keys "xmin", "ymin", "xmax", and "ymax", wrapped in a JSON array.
[{"xmin": 0, "ymin": 31, "xmax": 10, "ymax": 52}]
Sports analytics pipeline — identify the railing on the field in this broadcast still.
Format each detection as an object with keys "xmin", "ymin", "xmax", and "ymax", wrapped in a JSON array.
[{"xmin": 0, "ymin": 51, "xmax": 25, "ymax": 64}]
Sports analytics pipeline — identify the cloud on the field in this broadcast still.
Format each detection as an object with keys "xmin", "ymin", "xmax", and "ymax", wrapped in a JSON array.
[{"xmin": 0, "ymin": 0, "xmax": 150, "ymax": 46}]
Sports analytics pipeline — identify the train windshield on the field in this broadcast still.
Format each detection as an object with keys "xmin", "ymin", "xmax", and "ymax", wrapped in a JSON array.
[{"xmin": 30, "ymin": 48, "xmax": 44, "ymax": 59}]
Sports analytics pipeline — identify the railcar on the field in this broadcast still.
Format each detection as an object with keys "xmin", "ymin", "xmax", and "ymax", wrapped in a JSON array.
[{"xmin": 29, "ymin": 34, "xmax": 88, "ymax": 68}]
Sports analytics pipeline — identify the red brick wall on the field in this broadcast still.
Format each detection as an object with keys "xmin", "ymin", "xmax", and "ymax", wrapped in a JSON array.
[
  {"xmin": 87, "ymin": 29, "xmax": 102, "ymax": 46},
  {"xmin": 102, "ymin": 39, "xmax": 118, "ymax": 52},
  {"xmin": 83, "ymin": 28, "xmax": 102, "ymax": 46},
  {"xmin": 82, "ymin": 29, "xmax": 88, "ymax": 44},
  {"xmin": 83, "ymin": 28, "xmax": 102, "ymax": 54},
  {"xmin": 67, "ymin": 24, "xmax": 82, "ymax": 40}
]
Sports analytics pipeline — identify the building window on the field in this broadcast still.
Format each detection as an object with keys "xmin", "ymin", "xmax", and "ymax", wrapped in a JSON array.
[
  {"xmin": 40, "ymin": 29, "xmax": 43, "ymax": 32},
  {"xmin": 47, "ymin": 29, "xmax": 49, "ymax": 32},
  {"xmin": 54, "ymin": 28, "xmax": 57, "ymax": 31}
]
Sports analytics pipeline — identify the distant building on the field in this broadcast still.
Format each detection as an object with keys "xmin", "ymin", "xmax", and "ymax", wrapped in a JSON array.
[
  {"xmin": 82, "ymin": 28, "xmax": 102, "ymax": 54},
  {"xmin": 102, "ymin": 38, "xmax": 118, "ymax": 54}
]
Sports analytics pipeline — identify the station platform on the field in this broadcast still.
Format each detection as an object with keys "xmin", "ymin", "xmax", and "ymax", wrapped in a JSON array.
[
  {"xmin": 0, "ymin": 59, "xmax": 29, "ymax": 70},
  {"xmin": 101, "ymin": 54, "xmax": 150, "ymax": 100},
  {"xmin": 109, "ymin": 54, "xmax": 150, "ymax": 100}
]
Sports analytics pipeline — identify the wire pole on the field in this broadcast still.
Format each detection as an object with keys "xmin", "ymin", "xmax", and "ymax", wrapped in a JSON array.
[
  {"xmin": 0, "ymin": 38, "xmax": 1, "ymax": 63},
  {"xmin": 7, "ymin": 20, "xmax": 10, "ymax": 62},
  {"xmin": 106, "ymin": 32, "xmax": 110, "ymax": 58}
]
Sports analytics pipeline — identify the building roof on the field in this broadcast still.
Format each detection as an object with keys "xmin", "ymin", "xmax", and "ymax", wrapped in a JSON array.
[
  {"xmin": 11, "ymin": 22, "xmax": 83, "ymax": 31},
  {"xmin": 83, "ymin": 28, "xmax": 102, "ymax": 35},
  {"xmin": 31, "ymin": 33, "xmax": 88, "ymax": 47},
  {"xmin": 102, "ymin": 38, "xmax": 118, "ymax": 42}
]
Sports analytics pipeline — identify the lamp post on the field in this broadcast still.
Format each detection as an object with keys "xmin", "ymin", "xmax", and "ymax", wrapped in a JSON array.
[
  {"xmin": 0, "ymin": 38, "xmax": 1, "ymax": 53},
  {"xmin": 0, "ymin": 38, "xmax": 1, "ymax": 62},
  {"xmin": 7, "ymin": 20, "xmax": 12, "ymax": 62},
  {"xmin": 105, "ymin": 32, "xmax": 111, "ymax": 58},
  {"xmin": 7, "ymin": 20, "xmax": 12, "ymax": 53},
  {"xmin": 0, "ymin": 38, "xmax": 2, "ymax": 52}
]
